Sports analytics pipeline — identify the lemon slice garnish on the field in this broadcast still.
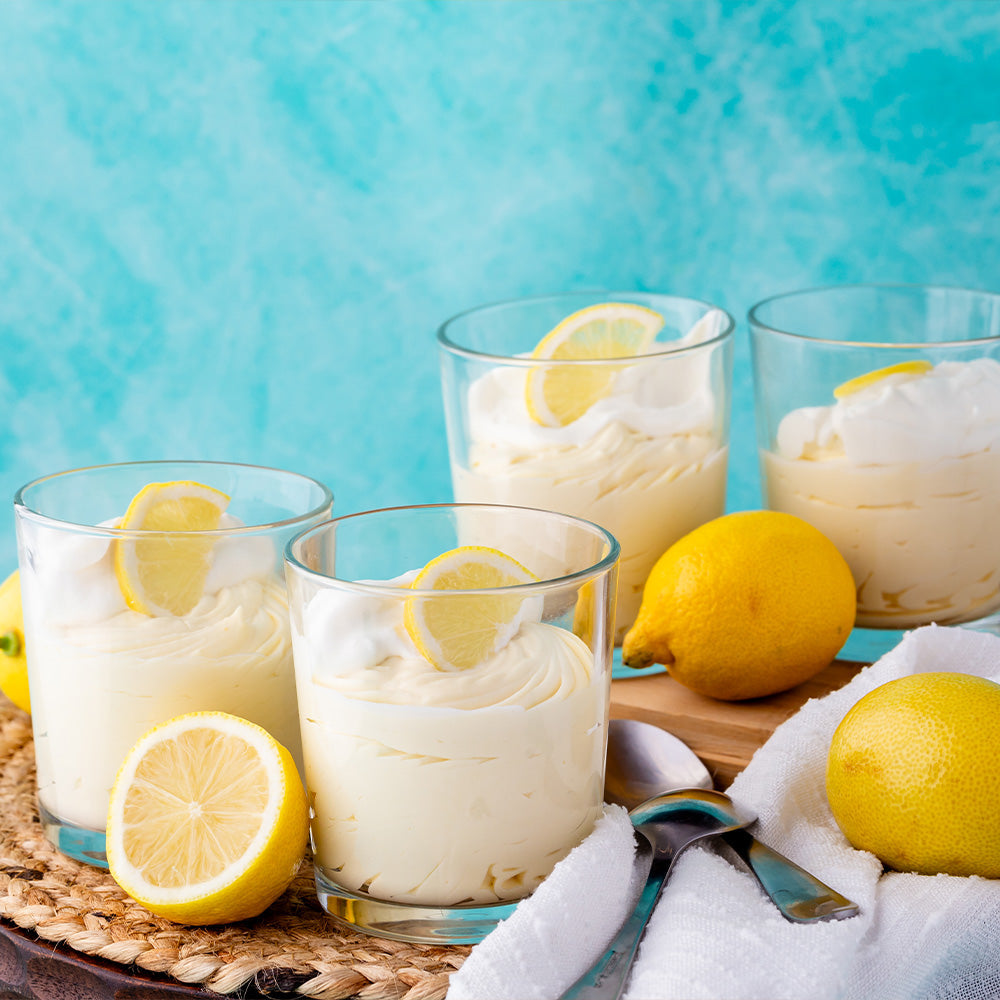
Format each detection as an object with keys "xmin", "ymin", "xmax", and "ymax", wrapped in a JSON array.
[
  {"xmin": 403, "ymin": 545, "xmax": 539, "ymax": 671},
  {"xmin": 833, "ymin": 360, "xmax": 933, "ymax": 400},
  {"xmin": 106, "ymin": 711, "xmax": 309, "ymax": 926},
  {"xmin": 113, "ymin": 480, "xmax": 230, "ymax": 617},
  {"xmin": 525, "ymin": 302, "xmax": 664, "ymax": 426}
]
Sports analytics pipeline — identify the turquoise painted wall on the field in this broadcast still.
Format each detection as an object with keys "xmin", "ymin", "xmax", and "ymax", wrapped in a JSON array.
[{"xmin": 2, "ymin": 0, "xmax": 999, "ymax": 566}]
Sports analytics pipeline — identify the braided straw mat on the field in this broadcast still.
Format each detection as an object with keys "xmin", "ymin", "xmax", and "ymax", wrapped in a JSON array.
[{"xmin": 0, "ymin": 701, "xmax": 469, "ymax": 999}]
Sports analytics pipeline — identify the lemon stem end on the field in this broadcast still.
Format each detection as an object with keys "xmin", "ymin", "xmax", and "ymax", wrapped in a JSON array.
[{"xmin": 0, "ymin": 631, "xmax": 21, "ymax": 657}]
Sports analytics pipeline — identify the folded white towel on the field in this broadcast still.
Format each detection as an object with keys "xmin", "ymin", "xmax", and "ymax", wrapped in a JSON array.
[{"xmin": 448, "ymin": 625, "xmax": 1000, "ymax": 1000}]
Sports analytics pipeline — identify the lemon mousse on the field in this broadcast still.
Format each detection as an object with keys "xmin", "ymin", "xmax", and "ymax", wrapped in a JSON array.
[
  {"xmin": 764, "ymin": 358, "xmax": 1000, "ymax": 628},
  {"xmin": 290, "ymin": 547, "xmax": 607, "ymax": 907},
  {"xmin": 451, "ymin": 303, "xmax": 730, "ymax": 641},
  {"xmin": 20, "ymin": 483, "xmax": 301, "ymax": 835}
]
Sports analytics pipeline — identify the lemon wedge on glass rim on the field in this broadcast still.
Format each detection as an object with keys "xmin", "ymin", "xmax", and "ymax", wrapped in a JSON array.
[
  {"xmin": 833, "ymin": 360, "xmax": 933, "ymax": 399},
  {"xmin": 525, "ymin": 301, "xmax": 664, "ymax": 427},
  {"xmin": 113, "ymin": 481, "xmax": 230, "ymax": 616},
  {"xmin": 403, "ymin": 545, "xmax": 539, "ymax": 671},
  {"xmin": 106, "ymin": 711, "xmax": 309, "ymax": 925}
]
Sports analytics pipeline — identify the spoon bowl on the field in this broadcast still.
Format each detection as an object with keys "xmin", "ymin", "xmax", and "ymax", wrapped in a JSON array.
[
  {"xmin": 606, "ymin": 718, "xmax": 860, "ymax": 925},
  {"xmin": 605, "ymin": 723, "xmax": 712, "ymax": 806}
]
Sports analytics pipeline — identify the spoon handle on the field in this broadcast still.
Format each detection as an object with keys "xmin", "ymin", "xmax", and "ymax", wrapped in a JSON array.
[
  {"xmin": 561, "ymin": 846, "xmax": 667, "ymax": 1000},
  {"xmin": 722, "ymin": 828, "xmax": 860, "ymax": 922}
]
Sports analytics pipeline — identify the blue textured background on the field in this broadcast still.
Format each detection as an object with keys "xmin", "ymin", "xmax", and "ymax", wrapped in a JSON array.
[{"xmin": 2, "ymin": 0, "xmax": 999, "ymax": 568}]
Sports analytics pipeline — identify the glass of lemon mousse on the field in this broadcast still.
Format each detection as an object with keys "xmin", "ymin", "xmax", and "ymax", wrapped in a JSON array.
[
  {"xmin": 437, "ymin": 292, "xmax": 735, "ymax": 653},
  {"xmin": 284, "ymin": 502, "xmax": 619, "ymax": 944},
  {"xmin": 750, "ymin": 284, "xmax": 1000, "ymax": 661},
  {"xmin": 13, "ymin": 460, "xmax": 333, "ymax": 866}
]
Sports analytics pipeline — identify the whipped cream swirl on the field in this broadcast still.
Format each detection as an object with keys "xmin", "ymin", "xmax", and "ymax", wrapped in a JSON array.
[{"xmin": 776, "ymin": 359, "xmax": 1000, "ymax": 464}]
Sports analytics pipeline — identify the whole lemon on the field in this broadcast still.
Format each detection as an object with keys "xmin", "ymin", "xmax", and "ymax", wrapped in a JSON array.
[
  {"xmin": 0, "ymin": 571, "xmax": 29, "ymax": 713},
  {"xmin": 826, "ymin": 672, "xmax": 1000, "ymax": 878},
  {"xmin": 621, "ymin": 510, "xmax": 856, "ymax": 700}
]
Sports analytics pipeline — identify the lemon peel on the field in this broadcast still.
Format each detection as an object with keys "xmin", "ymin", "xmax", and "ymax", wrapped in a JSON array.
[
  {"xmin": 0, "ymin": 571, "xmax": 29, "ymax": 713},
  {"xmin": 826, "ymin": 672, "xmax": 1000, "ymax": 877},
  {"xmin": 622, "ymin": 510, "xmax": 856, "ymax": 700}
]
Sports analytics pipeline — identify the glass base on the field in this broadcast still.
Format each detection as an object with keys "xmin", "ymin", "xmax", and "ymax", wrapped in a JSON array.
[
  {"xmin": 838, "ymin": 625, "xmax": 908, "ymax": 664},
  {"xmin": 314, "ymin": 866, "xmax": 517, "ymax": 944},
  {"xmin": 839, "ymin": 610, "xmax": 1000, "ymax": 666},
  {"xmin": 38, "ymin": 799, "xmax": 108, "ymax": 868}
]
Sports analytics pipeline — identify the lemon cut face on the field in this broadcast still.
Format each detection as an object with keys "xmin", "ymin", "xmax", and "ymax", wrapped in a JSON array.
[
  {"xmin": 833, "ymin": 360, "xmax": 933, "ymax": 400},
  {"xmin": 113, "ymin": 480, "xmax": 230, "ymax": 616},
  {"xmin": 525, "ymin": 302, "xmax": 664, "ymax": 427},
  {"xmin": 106, "ymin": 711, "xmax": 308, "ymax": 925},
  {"xmin": 403, "ymin": 545, "xmax": 539, "ymax": 671}
]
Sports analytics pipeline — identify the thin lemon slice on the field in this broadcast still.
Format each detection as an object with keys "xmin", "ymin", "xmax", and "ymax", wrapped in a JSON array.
[
  {"xmin": 113, "ymin": 481, "xmax": 230, "ymax": 616},
  {"xmin": 834, "ymin": 360, "xmax": 933, "ymax": 399},
  {"xmin": 403, "ymin": 545, "xmax": 539, "ymax": 671},
  {"xmin": 106, "ymin": 711, "xmax": 309, "ymax": 926},
  {"xmin": 525, "ymin": 302, "xmax": 664, "ymax": 427}
]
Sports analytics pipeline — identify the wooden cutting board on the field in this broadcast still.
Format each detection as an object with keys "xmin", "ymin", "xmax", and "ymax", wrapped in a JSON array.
[{"xmin": 610, "ymin": 659, "xmax": 866, "ymax": 789}]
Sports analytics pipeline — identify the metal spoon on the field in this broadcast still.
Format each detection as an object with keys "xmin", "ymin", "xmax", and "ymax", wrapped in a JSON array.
[
  {"xmin": 562, "ymin": 789, "xmax": 755, "ymax": 1000},
  {"xmin": 606, "ymin": 718, "xmax": 860, "ymax": 924}
]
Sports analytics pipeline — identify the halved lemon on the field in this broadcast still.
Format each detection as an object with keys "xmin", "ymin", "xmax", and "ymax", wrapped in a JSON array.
[
  {"xmin": 525, "ymin": 302, "xmax": 664, "ymax": 426},
  {"xmin": 106, "ymin": 711, "xmax": 309, "ymax": 926},
  {"xmin": 834, "ymin": 360, "xmax": 933, "ymax": 400},
  {"xmin": 113, "ymin": 481, "xmax": 230, "ymax": 616},
  {"xmin": 403, "ymin": 545, "xmax": 539, "ymax": 671}
]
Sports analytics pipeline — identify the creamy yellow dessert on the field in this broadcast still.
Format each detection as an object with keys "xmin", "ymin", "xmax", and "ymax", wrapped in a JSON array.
[
  {"xmin": 764, "ymin": 359, "xmax": 1000, "ymax": 628},
  {"xmin": 21, "ymin": 514, "xmax": 300, "ymax": 833},
  {"xmin": 291, "ymin": 574, "xmax": 605, "ymax": 906},
  {"xmin": 453, "ymin": 310, "xmax": 729, "ymax": 641}
]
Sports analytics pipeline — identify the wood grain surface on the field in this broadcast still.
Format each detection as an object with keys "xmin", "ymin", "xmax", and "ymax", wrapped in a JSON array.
[{"xmin": 610, "ymin": 660, "xmax": 867, "ymax": 788}]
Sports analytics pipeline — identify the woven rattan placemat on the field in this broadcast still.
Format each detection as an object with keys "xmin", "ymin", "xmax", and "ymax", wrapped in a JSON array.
[{"xmin": 0, "ymin": 701, "xmax": 468, "ymax": 999}]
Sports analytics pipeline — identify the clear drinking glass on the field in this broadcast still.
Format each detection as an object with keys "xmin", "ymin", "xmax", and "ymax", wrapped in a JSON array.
[
  {"xmin": 437, "ymin": 292, "xmax": 735, "ymax": 651},
  {"xmin": 13, "ymin": 460, "xmax": 333, "ymax": 866},
  {"xmin": 749, "ymin": 284, "xmax": 1000, "ymax": 661},
  {"xmin": 284, "ymin": 503, "xmax": 619, "ymax": 944}
]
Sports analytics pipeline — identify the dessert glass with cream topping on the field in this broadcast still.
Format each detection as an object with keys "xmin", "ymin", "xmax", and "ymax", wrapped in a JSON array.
[
  {"xmin": 750, "ymin": 284, "xmax": 1000, "ymax": 660},
  {"xmin": 14, "ymin": 461, "xmax": 332, "ymax": 866},
  {"xmin": 284, "ymin": 503, "xmax": 619, "ymax": 944},
  {"xmin": 437, "ymin": 293, "xmax": 735, "ymax": 651}
]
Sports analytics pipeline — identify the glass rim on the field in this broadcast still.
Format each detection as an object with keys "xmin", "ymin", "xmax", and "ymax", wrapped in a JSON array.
[
  {"xmin": 436, "ymin": 289, "xmax": 736, "ymax": 364},
  {"xmin": 747, "ymin": 281, "xmax": 1000, "ymax": 349},
  {"xmin": 284, "ymin": 501, "xmax": 621, "ymax": 597},
  {"xmin": 13, "ymin": 459, "xmax": 334, "ymax": 536}
]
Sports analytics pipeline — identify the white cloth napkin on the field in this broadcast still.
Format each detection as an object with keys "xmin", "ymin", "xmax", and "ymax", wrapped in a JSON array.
[{"xmin": 448, "ymin": 625, "xmax": 1000, "ymax": 1000}]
